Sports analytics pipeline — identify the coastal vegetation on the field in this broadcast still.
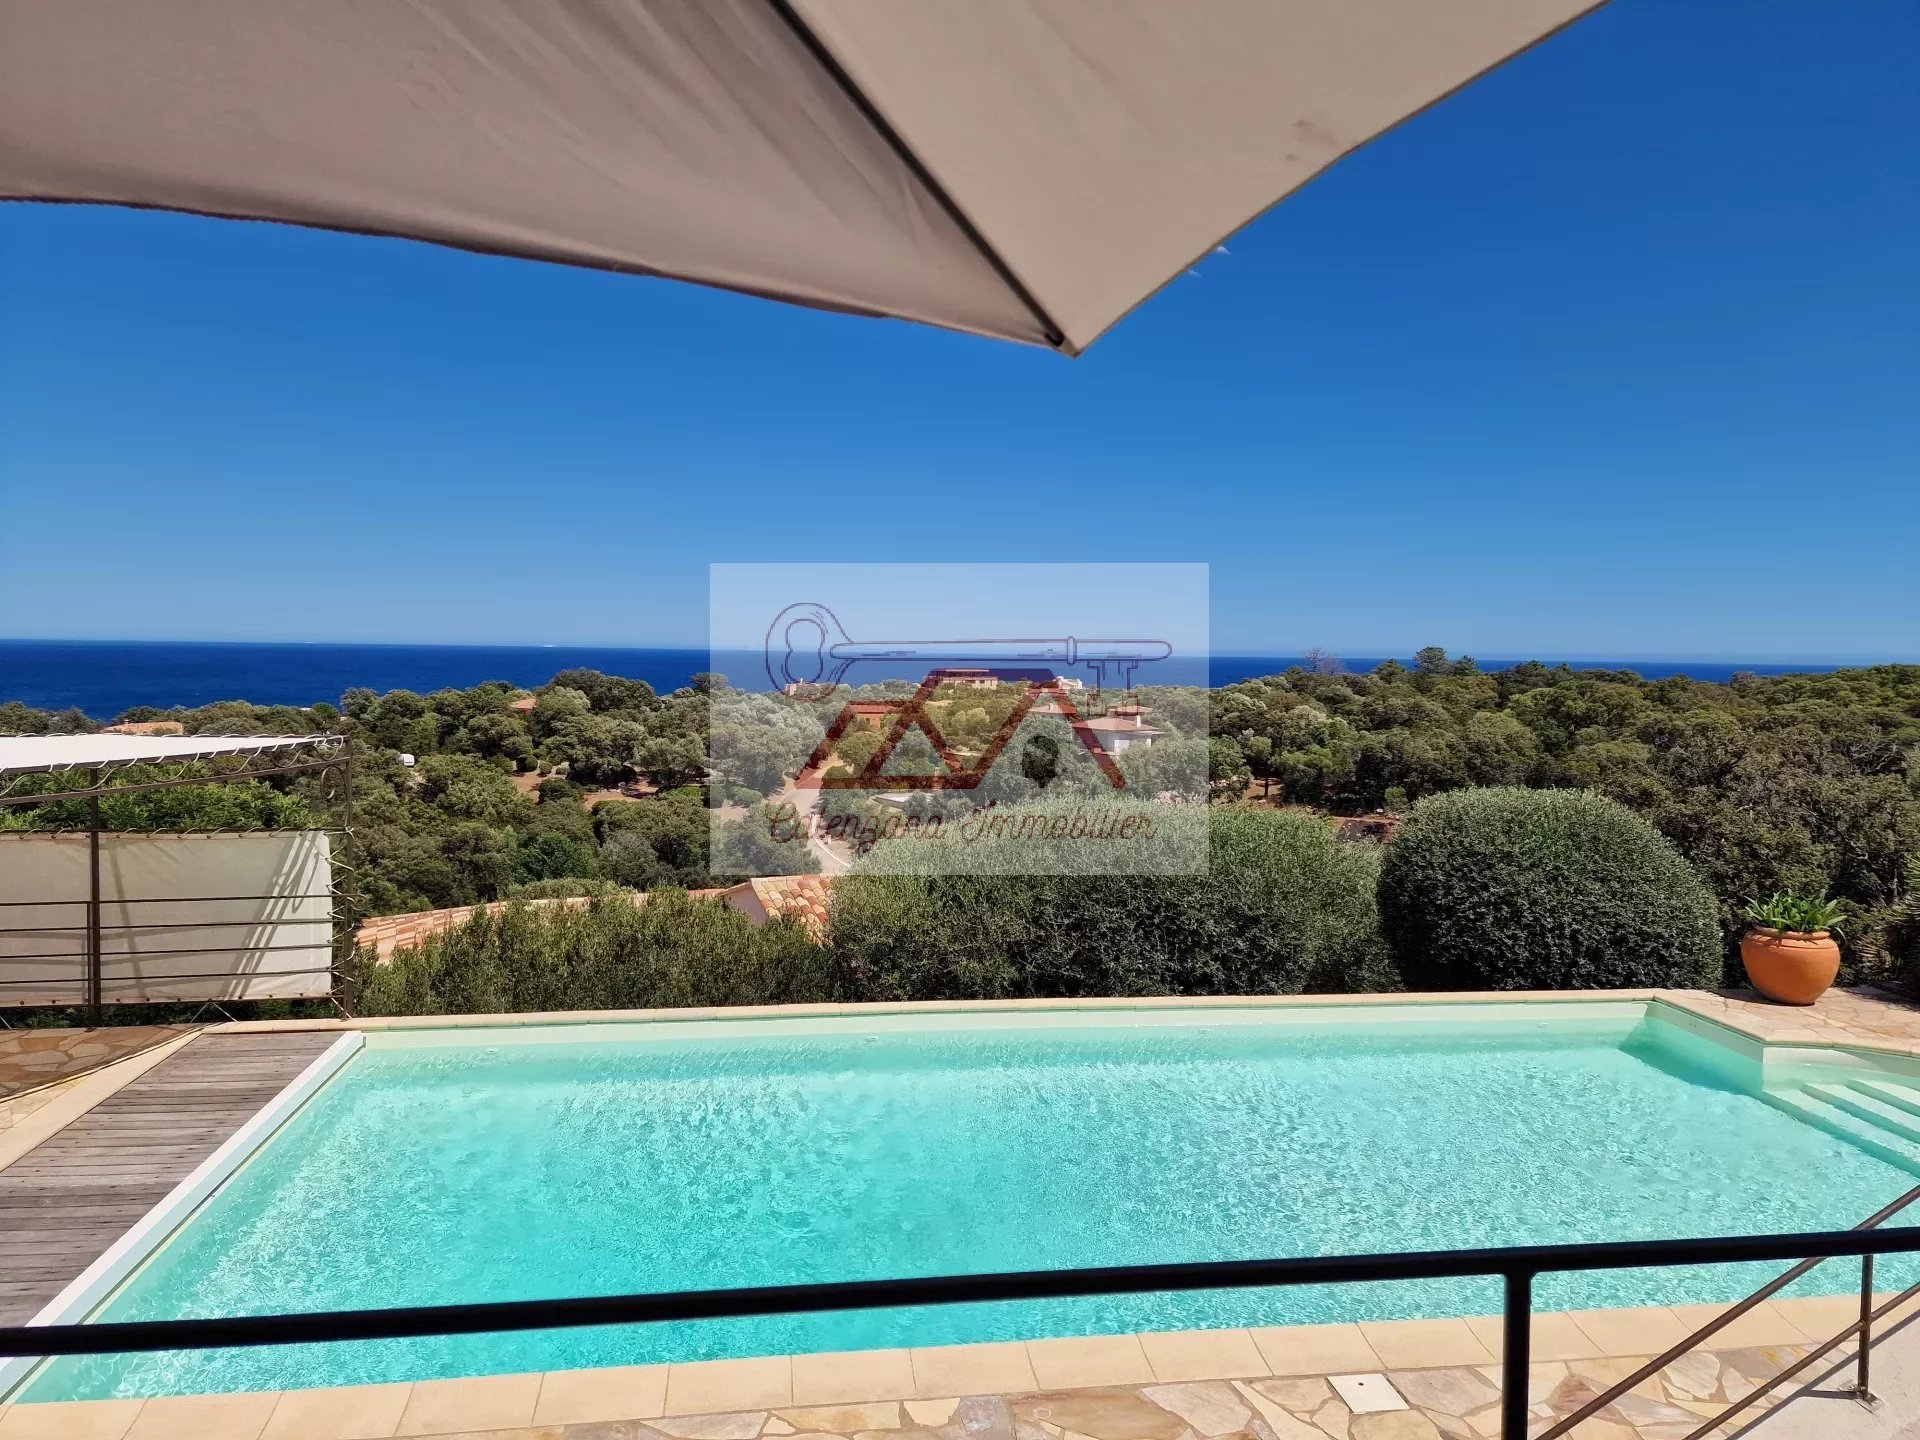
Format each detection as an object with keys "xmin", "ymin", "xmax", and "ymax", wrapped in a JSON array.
[
  {"xmin": 353, "ymin": 888, "xmax": 833, "ymax": 1017},
  {"xmin": 829, "ymin": 808, "xmax": 1392, "ymax": 1001},
  {"xmin": 4, "ymin": 652, "xmax": 1918, "ymax": 1011},
  {"xmin": 1207, "ymin": 653, "xmax": 1920, "ymax": 979}
]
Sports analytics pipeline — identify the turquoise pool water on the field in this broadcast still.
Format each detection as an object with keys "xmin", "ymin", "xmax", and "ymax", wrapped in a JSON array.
[{"xmin": 28, "ymin": 1010, "xmax": 1920, "ymax": 1399}]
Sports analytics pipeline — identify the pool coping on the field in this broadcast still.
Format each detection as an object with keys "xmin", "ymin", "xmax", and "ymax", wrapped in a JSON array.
[
  {"xmin": 7, "ymin": 987, "xmax": 1920, "ymax": 1432},
  {"xmin": 221, "ymin": 986, "xmax": 1678, "ymax": 1030},
  {"xmin": 199, "ymin": 985, "xmax": 1920, "ymax": 1063}
]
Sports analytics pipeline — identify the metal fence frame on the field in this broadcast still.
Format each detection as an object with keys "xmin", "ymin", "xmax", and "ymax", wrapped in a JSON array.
[{"xmin": 0, "ymin": 736, "xmax": 356, "ymax": 1019}]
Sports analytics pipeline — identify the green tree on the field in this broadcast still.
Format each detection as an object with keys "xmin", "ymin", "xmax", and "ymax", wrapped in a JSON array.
[
  {"xmin": 633, "ymin": 732, "xmax": 706, "ymax": 791},
  {"xmin": 362, "ymin": 690, "xmax": 429, "ymax": 751},
  {"xmin": 711, "ymin": 806, "xmax": 821, "ymax": 880},
  {"xmin": 512, "ymin": 830, "xmax": 601, "ymax": 885},
  {"xmin": 416, "ymin": 754, "xmax": 526, "ymax": 825},
  {"xmin": 548, "ymin": 669, "xmax": 658, "ymax": 714},
  {"xmin": 594, "ymin": 795, "xmax": 711, "ymax": 886}
]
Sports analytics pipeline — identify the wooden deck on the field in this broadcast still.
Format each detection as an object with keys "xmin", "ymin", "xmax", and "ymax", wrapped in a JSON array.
[{"xmin": 0, "ymin": 1030, "xmax": 341, "ymax": 1325}]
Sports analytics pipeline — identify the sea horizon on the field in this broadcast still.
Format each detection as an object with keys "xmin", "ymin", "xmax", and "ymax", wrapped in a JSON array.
[{"xmin": 2, "ymin": 637, "xmax": 1907, "ymax": 721}]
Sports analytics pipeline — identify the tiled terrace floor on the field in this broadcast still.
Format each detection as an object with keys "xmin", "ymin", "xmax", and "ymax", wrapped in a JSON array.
[
  {"xmin": 1665, "ymin": 987, "xmax": 1920, "ymax": 1054},
  {"xmin": 0, "ymin": 1025, "xmax": 190, "ymax": 1103}
]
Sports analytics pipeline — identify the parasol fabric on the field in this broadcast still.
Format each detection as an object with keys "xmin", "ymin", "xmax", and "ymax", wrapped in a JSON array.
[{"xmin": 0, "ymin": 0, "xmax": 1600, "ymax": 353}]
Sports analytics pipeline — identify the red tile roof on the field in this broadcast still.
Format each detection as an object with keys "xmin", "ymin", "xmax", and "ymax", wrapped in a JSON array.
[
  {"xmin": 355, "ymin": 887, "xmax": 727, "ymax": 961},
  {"xmin": 743, "ymin": 873, "xmax": 836, "ymax": 938},
  {"xmin": 358, "ymin": 874, "xmax": 837, "ymax": 961}
]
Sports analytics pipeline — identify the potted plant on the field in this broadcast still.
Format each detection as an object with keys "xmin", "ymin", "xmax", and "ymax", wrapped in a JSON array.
[{"xmin": 1740, "ymin": 892, "xmax": 1849, "ymax": 1005}]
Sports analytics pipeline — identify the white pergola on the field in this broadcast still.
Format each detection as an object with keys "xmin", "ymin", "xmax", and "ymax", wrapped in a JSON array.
[{"xmin": 0, "ymin": 733, "xmax": 343, "ymax": 776}]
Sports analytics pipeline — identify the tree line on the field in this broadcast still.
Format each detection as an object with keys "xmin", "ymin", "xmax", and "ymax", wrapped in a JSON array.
[
  {"xmin": 1206, "ymin": 650, "xmax": 1920, "ymax": 966},
  {"xmin": 3, "ymin": 651, "xmax": 1915, "ymax": 974}
]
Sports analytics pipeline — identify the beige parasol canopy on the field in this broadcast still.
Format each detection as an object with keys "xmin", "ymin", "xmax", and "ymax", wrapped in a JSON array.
[{"xmin": 0, "ymin": 0, "xmax": 1601, "ymax": 354}]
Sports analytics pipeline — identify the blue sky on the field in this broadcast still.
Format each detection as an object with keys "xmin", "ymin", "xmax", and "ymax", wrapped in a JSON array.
[
  {"xmin": 710, "ymin": 566, "xmax": 1211, "ymax": 656},
  {"xmin": 1, "ymin": 0, "xmax": 1915, "ymax": 662}
]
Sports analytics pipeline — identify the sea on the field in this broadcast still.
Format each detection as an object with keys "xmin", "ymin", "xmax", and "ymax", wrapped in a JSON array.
[{"xmin": 0, "ymin": 639, "xmax": 1870, "ymax": 721}]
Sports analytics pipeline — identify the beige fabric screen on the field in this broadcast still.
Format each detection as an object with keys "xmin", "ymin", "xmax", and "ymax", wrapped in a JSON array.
[
  {"xmin": 0, "ymin": 832, "xmax": 333, "ymax": 1006},
  {"xmin": 0, "ymin": 0, "xmax": 1602, "ymax": 354}
]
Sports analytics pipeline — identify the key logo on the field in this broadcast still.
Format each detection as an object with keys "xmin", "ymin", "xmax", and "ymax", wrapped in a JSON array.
[{"xmin": 764, "ymin": 601, "xmax": 1173, "ymax": 701}]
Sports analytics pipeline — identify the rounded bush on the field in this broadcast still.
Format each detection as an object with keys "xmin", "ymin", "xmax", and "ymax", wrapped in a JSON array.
[
  {"xmin": 829, "ymin": 807, "xmax": 1394, "ymax": 1001},
  {"xmin": 1379, "ymin": 787, "xmax": 1722, "ymax": 991}
]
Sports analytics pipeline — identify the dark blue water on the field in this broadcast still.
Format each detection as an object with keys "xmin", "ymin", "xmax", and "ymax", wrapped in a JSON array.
[{"xmin": 0, "ymin": 639, "xmax": 1859, "ymax": 719}]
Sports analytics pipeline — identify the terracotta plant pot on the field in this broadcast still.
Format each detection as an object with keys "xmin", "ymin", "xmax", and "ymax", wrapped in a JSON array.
[{"xmin": 1740, "ymin": 928, "xmax": 1841, "ymax": 1006}]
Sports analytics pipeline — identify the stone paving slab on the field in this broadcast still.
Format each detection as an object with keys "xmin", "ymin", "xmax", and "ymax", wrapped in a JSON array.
[
  {"xmin": 1657, "ymin": 988, "xmax": 1920, "ymax": 1060},
  {"xmin": 0, "ymin": 1027, "xmax": 191, "ymax": 1102}
]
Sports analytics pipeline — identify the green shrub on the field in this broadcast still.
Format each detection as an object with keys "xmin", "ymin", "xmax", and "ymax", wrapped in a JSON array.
[
  {"xmin": 353, "ymin": 891, "xmax": 841, "ymax": 1016},
  {"xmin": 0, "ymin": 768, "xmax": 314, "ymax": 832},
  {"xmin": 1855, "ymin": 862, "xmax": 1920, "ymax": 992},
  {"xmin": 501, "ymin": 877, "xmax": 623, "ymax": 901},
  {"xmin": 1889, "ymin": 904, "xmax": 1920, "ymax": 994},
  {"xmin": 1379, "ymin": 787, "xmax": 1721, "ymax": 991},
  {"xmin": 829, "ymin": 808, "xmax": 1394, "ymax": 1000}
]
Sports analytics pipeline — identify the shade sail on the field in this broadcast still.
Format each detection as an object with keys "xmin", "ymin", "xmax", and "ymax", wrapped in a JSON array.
[{"xmin": 0, "ymin": 0, "xmax": 1600, "ymax": 354}]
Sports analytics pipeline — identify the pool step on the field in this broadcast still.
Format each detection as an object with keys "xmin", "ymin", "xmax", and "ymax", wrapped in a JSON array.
[
  {"xmin": 1849, "ymin": 1079, "xmax": 1920, "ymax": 1122},
  {"xmin": 1809, "ymin": 1084, "xmax": 1920, "ymax": 1145},
  {"xmin": 1771, "ymin": 1087, "xmax": 1920, "ymax": 1175}
]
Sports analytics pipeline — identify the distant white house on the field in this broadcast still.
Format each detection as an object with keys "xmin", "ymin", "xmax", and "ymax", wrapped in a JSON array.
[{"xmin": 1080, "ymin": 704, "xmax": 1161, "ymax": 755}]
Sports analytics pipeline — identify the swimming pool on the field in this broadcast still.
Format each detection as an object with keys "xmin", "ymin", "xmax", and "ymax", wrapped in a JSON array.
[{"xmin": 25, "ymin": 1002, "xmax": 1920, "ymax": 1400}]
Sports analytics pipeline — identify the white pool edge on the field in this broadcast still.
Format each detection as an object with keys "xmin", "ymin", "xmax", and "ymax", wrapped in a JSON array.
[
  {"xmin": 360, "ymin": 996, "xmax": 1655, "ymax": 1049},
  {"xmin": 366, "ymin": 1006, "xmax": 1658, "ymax": 1052},
  {"xmin": 0, "ymin": 1031, "xmax": 365, "ymax": 1399}
]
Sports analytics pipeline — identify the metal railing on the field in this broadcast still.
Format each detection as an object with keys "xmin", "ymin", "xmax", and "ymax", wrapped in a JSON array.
[
  {"xmin": 1539, "ymin": 1182, "xmax": 1920, "ymax": 1439},
  {"xmin": 8, "ymin": 1219, "xmax": 1920, "ymax": 1438},
  {"xmin": 0, "ymin": 892, "xmax": 337, "ymax": 1009}
]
